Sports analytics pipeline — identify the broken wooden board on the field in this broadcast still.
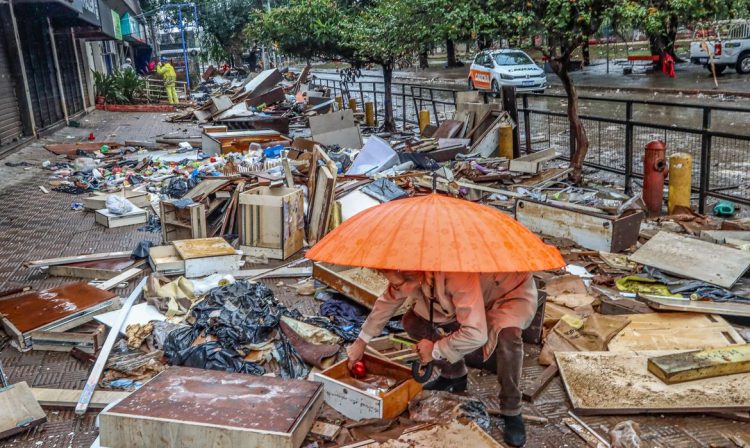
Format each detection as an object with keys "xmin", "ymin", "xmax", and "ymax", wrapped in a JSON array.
[
  {"xmin": 647, "ymin": 344, "xmax": 750, "ymax": 384},
  {"xmin": 25, "ymin": 251, "xmax": 133, "ymax": 268},
  {"xmin": 640, "ymin": 295, "xmax": 750, "ymax": 317},
  {"xmin": 628, "ymin": 231, "xmax": 750, "ymax": 288},
  {"xmin": 0, "ymin": 381, "xmax": 46, "ymax": 440},
  {"xmin": 172, "ymin": 237, "xmax": 236, "ymax": 260},
  {"xmin": 0, "ymin": 283, "xmax": 117, "ymax": 349},
  {"xmin": 344, "ymin": 421, "xmax": 500, "ymax": 448},
  {"xmin": 31, "ymin": 388, "xmax": 129, "ymax": 409},
  {"xmin": 99, "ymin": 366, "xmax": 323, "ymax": 448},
  {"xmin": 312, "ymin": 263, "xmax": 395, "ymax": 311},
  {"xmin": 44, "ymin": 141, "xmax": 120, "ymax": 157},
  {"xmin": 607, "ymin": 312, "xmax": 744, "ymax": 351},
  {"xmin": 49, "ymin": 258, "xmax": 144, "ymax": 280},
  {"xmin": 307, "ymin": 148, "xmax": 338, "ymax": 244},
  {"xmin": 700, "ymin": 230, "xmax": 750, "ymax": 247},
  {"xmin": 509, "ymin": 148, "xmax": 558, "ymax": 174},
  {"xmin": 556, "ymin": 350, "xmax": 750, "ymax": 415}
]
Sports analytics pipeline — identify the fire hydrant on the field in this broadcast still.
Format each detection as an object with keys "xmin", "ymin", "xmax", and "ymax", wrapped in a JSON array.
[{"xmin": 643, "ymin": 140, "xmax": 669, "ymax": 217}]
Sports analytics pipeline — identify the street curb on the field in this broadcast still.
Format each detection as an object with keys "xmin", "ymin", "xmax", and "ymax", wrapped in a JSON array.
[
  {"xmin": 95, "ymin": 104, "xmax": 177, "ymax": 112},
  {"xmin": 546, "ymin": 81, "xmax": 750, "ymax": 98}
]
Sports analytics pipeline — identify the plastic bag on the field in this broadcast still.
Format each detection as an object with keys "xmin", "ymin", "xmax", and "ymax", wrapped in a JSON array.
[
  {"xmin": 106, "ymin": 195, "xmax": 135, "ymax": 215},
  {"xmin": 191, "ymin": 273, "xmax": 236, "ymax": 296},
  {"xmin": 131, "ymin": 240, "xmax": 153, "ymax": 259},
  {"xmin": 72, "ymin": 157, "xmax": 98, "ymax": 173},
  {"xmin": 408, "ymin": 390, "xmax": 491, "ymax": 430},
  {"xmin": 609, "ymin": 420, "xmax": 641, "ymax": 448}
]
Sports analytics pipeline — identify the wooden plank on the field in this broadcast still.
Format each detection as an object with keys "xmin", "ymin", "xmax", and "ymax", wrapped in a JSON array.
[
  {"xmin": 628, "ymin": 231, "xmax": 750, "ymax": 288},
  {"xmin": 310, "ymin": 421, "xmax": 341, "ymax": 441},
  {"xmin": 31, "ymin": 388, "xmax": 129, "ymax": 409},
  {"xmin": 608, "ymin": 312, "xmax": 744, "ymax": 351},
  {"xmin": 640, "ymin": 295, "xmax": 750, "ymax": 317},
  {"xmin": 647, "ymin": 344, "xmax": 750, "ymax": 384},
  {"xmin": 231, "ymin": 267, "xmax": 312, "ymax": 279},
  {"xmin": 49, "ymin": 259, "xmax": 144, "ymax": 280},
  {"xmin": 556, "ymin": 350, "xmax": 750, "ymax": 415},
  {"xmin": 0, "ymin": 381, "xmax": 46, "ymax": 440},
  {"xmin": 76, "ymin": 278, "xmax": 146, "ymax": 415},
  {"xmin": 25, "ymin": 251, "xmax": 133, "ymax": 268},
  {"xmin": 93, "ymin": 268, "xmax": 142, "ymax": 291},
  {"xmin": 522, "ymin": 364, "xmax": 559, "ymax": 402},
  {"xmin": 307, "ymin": 159, "xmax": 337, "ymax": 244},
  {"xmin": 509, "ymin": 148, "xmax": 559, "ymax": 173}
]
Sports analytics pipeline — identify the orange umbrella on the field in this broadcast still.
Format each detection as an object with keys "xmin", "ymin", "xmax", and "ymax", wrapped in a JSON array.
[{"xmin": 307, "ymin": 193, "xmax": 565, "ymax": 272}]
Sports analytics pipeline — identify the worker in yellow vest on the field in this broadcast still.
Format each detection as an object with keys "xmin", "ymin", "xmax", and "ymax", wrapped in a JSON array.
[{"xmin": 156, "ymin": 57, "xmax": 178, "ymax": 105}]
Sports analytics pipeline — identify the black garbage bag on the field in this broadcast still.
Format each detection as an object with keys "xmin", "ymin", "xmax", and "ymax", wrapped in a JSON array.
[
  {"xmin": 163, "ymin": 280, "xmax": 311, "ymax": 378},
  {"xmin": 161, "ymin": 176, "xmax": 198, "ymax": 198},
  {"xmin": 171, "ymin": 342, "xmax": 265, "ymax": 375}
]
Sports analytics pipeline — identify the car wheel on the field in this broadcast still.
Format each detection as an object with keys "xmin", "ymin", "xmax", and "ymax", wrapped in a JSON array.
[
  {"xmin": 707, "ymin": 64, "xmax": 727, "ymax": 74},
  {"xmin": 491, "ymin": 80, "xmax": 501, "ymax": 98},
  {"xmin": 736, "ymin": 53, "xmax": 750, "ymax": 74},
  {"xmin": 468, "ymin": 78, "xmax": 475, "ymax": 90}
]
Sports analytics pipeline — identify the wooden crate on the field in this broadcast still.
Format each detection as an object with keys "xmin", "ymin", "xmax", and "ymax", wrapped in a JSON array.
[
  {"xmin": 238, "ymin": 187, "xmax": 304, "ymax": 260},
  {"xmin": 159, "ymin": 200, "xmax": 207, "ymax": 243},
  {"xmin": 83, "ymin": 190, "xmax": 149, "ymax": 211},
  {"xmin": 312, "ymin": 263, "xmax": 395, "ymax": 311},
  {"xmin": 314, "ymin": 354, "xmax": 422, "ymax": 421},
  {"xmin": 100, "ymin": 367, "xmax": 323, "ymax": 448},
  {"xmin": 95, "ymin": 207, "xmax": 148, "ymax": 229}
]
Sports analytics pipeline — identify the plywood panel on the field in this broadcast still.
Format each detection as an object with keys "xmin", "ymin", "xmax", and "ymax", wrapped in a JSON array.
[
  {"xmin": 556, "ymin": 351, "xmax": 750, "ymax": 414},
  {"xmin": 0, "ymin": 283, "xmax": 116, "ymax": 333},
  {"xmin": 647, "ymin": 344, "xmax": 750, "ymax": 384},
  {"xmin": 629, "ymin": 231, "xmax": 750, "ymax": 288},
  {"xmin": 607, "ymin": 312, "xmax": 744, "ymax": 351}
]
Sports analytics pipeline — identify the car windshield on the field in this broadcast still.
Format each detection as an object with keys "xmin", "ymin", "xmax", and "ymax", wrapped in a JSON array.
[{"xmin": 494, "ymin": 52, "xmax": 533, "ymax": 66}]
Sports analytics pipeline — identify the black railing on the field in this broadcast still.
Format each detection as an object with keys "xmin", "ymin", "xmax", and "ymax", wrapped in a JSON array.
[{"xmin": 309, "ymin": 76, "xmax": 750, "ymax": 211}]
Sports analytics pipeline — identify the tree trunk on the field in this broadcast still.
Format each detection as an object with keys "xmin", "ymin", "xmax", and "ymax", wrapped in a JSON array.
[
  {"xmin": 419, "ymin": 46, "xmax": 429, "ymax": 70},
  {"xmin": 477, "ymin": 33, "xmax": 492, "ymax": 50},
  {"xmin": 382, "ymin": 62, "xmax": 396, "ymax": 132},
  {"xmin": 551, "ymin": 57, "xmax": 588, "ymax": 185},
  {"xmin": 446, "ymin": 38, "xmax": 458, "ymax": 67},
  {"xmin": 582, "ymin": 39, "xmax": 591, "ymax": 66}
]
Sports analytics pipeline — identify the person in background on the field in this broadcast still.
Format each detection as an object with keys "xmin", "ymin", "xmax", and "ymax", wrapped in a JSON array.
[
  {"xmin": 121, "ymin": 58, "xmax": 134, "ymax": 72},
  {"xmin": 156, "ymin": 57, "xmax": 178, "ymax": 105},
  {"xmin": 147, "ymin": 58, "xmax": 157, "ymax": 74},
  {"xmin": 346, "ymin": 270, "xmax": 537, "ymax": 447}
]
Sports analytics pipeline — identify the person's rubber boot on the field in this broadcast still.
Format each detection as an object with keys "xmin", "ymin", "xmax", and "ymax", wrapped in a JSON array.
[
  {"xmin": 423, "ymin": 374, "xmax": 468, "ymax": 392},
  {"xmin": 502, "ymin": 415, "xmax": 526, "ymax": 447}
]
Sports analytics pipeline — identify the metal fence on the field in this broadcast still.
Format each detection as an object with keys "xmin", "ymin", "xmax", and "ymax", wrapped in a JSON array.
[{"xmin": 310, "ymin": 77, "xmax": 750, "ymax": 211}]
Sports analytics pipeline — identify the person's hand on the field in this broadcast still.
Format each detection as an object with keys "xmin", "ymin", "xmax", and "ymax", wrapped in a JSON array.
[
  {"xmin": 415, "ymin": 339, "xmax": 434, "ymax": 364},
  {"xmin": 347, "ymin": 338, "xmax": 367, "ymax": 370}
]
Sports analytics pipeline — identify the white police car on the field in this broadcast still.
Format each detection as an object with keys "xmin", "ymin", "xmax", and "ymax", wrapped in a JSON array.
[{"xmin": 468, "ymin": 49, "xmax": 547, "ymax": 94}]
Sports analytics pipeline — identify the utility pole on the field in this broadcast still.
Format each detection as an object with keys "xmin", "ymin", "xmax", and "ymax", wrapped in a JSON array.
[{"xmin": 262, "ymin": 0, "xmax": 270, "ymax": 69}]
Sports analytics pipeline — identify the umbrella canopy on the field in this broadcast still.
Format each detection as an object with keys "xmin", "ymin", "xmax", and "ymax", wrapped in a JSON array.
[{"xmin": 307, "ymin": 193, "xmax": 565, "ymax": 273}]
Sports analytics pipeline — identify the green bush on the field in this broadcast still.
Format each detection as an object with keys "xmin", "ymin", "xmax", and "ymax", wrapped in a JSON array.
[{"xmin": 93, "ymin": 70, "xmax": 145, "ymax": 104}]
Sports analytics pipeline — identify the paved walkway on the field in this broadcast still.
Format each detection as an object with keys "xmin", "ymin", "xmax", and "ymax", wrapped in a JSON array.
[{"xmin": 0, "ymin": 110, "xmax": 744, "ymax": 448}]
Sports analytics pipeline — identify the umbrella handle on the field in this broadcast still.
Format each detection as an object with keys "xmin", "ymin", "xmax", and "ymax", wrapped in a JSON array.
[{"xmin": 411, "ymin": 360, "xmax": 433, "ymax": 383}]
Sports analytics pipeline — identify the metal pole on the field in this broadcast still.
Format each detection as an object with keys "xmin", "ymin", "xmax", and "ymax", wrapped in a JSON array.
[
  {"xmin": 178, "ymin": 6, "xmax": 190, "ymax": 91},
  {"xmin": 192, "ymin": 2, "xmax": 201, "ymax": 75},
  {"xmin": 47, "ymin": 17, "xmax": 69, "ymax": 125},
  {"xmin": 8, "ymin": 0, "xmax": 36, "ymax": 136},
  {"xmin": 698, "ymin": 108, "xmax": 712, "ymax": 213},
  {"xmin": 71, "ymin": 29, "xmax": 88, "ymax": 109},
  {"xmin": 624, "ymin": 101, "xmax": 633, "ymax": 195}
]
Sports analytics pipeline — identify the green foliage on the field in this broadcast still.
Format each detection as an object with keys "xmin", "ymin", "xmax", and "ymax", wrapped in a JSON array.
[
  {"xmin": 93, "ymin": 71, "xmax": 145, "ymax": 104},
  {"xmin": 250, "ymin": 0, "xmax": 356, "ymax": 62}
]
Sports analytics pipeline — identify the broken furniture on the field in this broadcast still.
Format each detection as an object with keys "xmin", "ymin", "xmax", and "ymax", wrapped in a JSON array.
[
  {"xmin": 0, "ymin": 282, "xmax": 118, "ymax": 350},
  {"xmin": 201, "ymin": 127, "xmax": 289, "ymax": 156},
  {"xmin": 99, "ymin": 366, "xmax": 323, "ymax": 448},
  {"xmin": 312, "ymin": 263, "xmax": 391, "ymax": 309},
  {"xmin": 159, "ymin": 200, "xmax": 208, "ymax": 243},
  {"xmin": 238, "ymin": 186, "xmax": 305, "ymax": 260},
  {"xmin": 306, "ymin": 146, "xmax": 338, "ymax": 244},
  {"xmin": 515, "ymin": 199, "xmax": 644, "ymax": 252},
  {"xmin": 149, "ymin": 237, "xmax": 243, "ymax": 277},
  {"xmin": 95, "ymin": 206, "xmax": 148, "ymax": 229},
  {"xmin": 314, "ymin": 354, "xmax": 422, "ymax": 421}
]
